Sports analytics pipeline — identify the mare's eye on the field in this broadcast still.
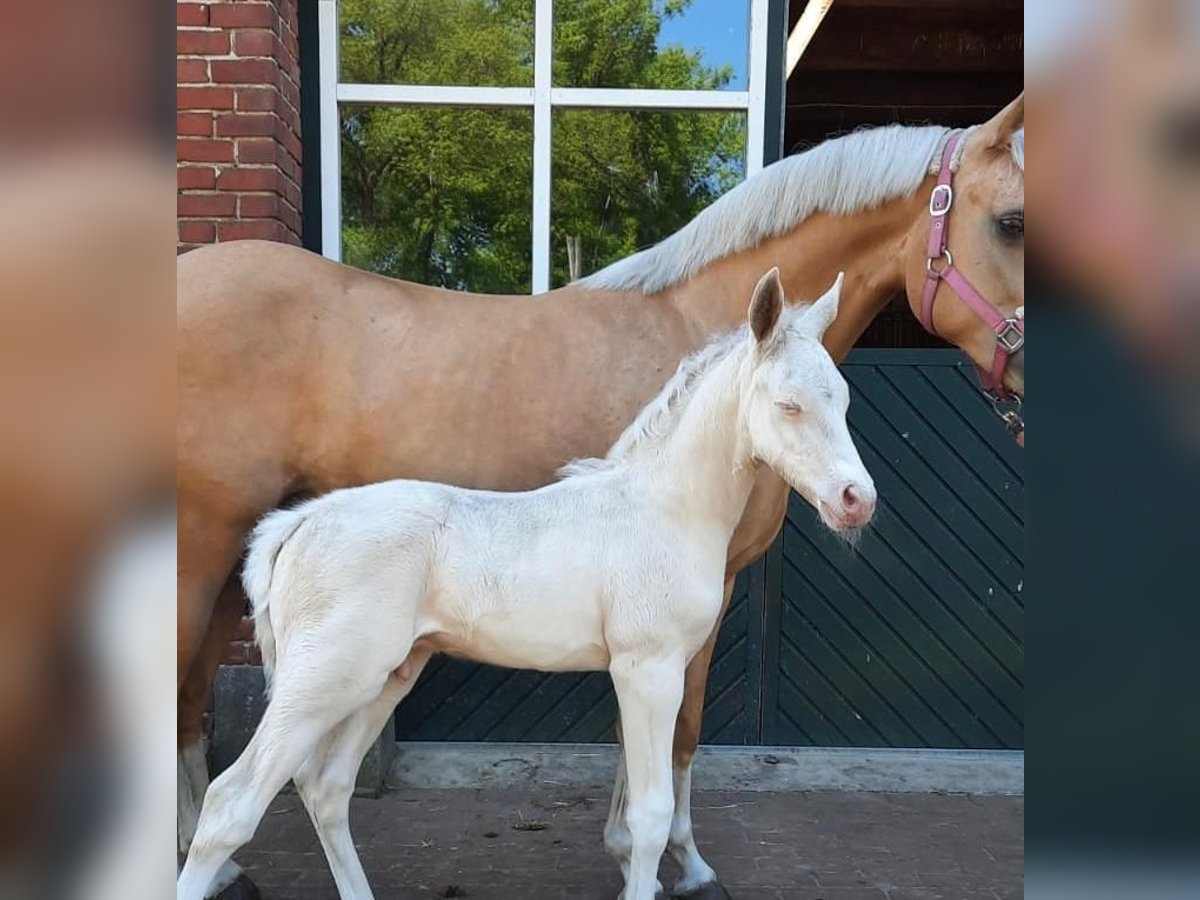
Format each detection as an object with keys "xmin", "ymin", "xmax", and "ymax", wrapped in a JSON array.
[
  {"xmin": 775, "ymin": 401, "xmax": 803, "ymax": 416},
  {"xmin": 996, "ymin": 212, "xmax": 1024, "ymax": 241}
]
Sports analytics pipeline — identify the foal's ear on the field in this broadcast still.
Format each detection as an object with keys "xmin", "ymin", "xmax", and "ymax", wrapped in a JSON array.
[
  {"xmin": 979, "ymin": 93, "xmax": 1024, "ymax": 150},
  {"xmin": 802, "ymin": 271, "xmax": 843, "ymax": 339},
  {"xmin": 749, "ymin": 267, "xmax": 785, "ymax": 345}
]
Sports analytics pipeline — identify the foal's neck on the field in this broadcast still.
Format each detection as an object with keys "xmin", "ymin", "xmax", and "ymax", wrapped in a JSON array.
[
  {"xmin": 632, "ymin": 346, "xmax": 757, "ymax": 532},
  {"xmin": 667, "ymin": 193, "xmax": 921, "ymax": 361}
]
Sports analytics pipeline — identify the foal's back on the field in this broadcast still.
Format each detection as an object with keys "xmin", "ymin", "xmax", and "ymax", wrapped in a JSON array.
[{"xmin": 267, "ymin": 472, "xmax": 720, "ymax": 675}]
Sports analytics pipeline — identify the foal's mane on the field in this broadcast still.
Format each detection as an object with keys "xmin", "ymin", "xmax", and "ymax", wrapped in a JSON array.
[
  {"xmin": 559, "ymin": 326, "xmax": 749, "ymax": 479},
  {"xmin": 580, "ymin": 123, "xmax": 1024, "ymax": 296}
]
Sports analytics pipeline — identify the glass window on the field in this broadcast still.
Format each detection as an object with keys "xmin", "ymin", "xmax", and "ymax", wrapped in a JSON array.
[
  {"xmin": 553, "ymin": 0, "xmax": 750, "ymax": 90},
  {"xmin": 340, "ymin": 104, "xmax": 533, "ymax": 292},
  {"xmin": 551, "ymin": 109, "xmax": 746, "ymax": 285},
  {"xmin": 324, "ymin": 0, "xmax": 769, "ymax": 292},
  {"xmin": 339, "ymin": 0, "xmax": 534, "ymax": 87}
]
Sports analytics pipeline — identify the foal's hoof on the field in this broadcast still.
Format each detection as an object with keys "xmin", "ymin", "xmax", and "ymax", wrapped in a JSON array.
[
  {"xmin": 213, "ymin": 873, "xmax": 262, "ymax": 900},
  {"xmin": 673, "ymin": 881, "xmax": 734, "ymax": 900}
]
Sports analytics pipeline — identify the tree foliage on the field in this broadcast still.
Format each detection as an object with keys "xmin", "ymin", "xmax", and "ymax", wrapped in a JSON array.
[{"xmin": 339, "ymin": 0, "xmax": 745, "ymax": 292}]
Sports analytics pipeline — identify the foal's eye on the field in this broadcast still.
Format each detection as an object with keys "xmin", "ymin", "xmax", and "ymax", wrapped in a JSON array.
[
  {"xmin": 996, "ymin": 212, "xmax": 1024, "ymax": 242},
  {"xmin": 775, "ymin": 401, "xmax": 803, "ymax": 416}
]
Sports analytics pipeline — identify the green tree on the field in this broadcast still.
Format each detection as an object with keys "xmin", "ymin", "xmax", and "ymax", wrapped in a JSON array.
[{"xmin": 338, "ymin": 0, "xmax": 744, "ymax": 292}]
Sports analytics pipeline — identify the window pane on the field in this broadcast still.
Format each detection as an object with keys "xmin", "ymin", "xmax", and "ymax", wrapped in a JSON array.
[
  {"xmin": 339, "ymin": 0, "xmax": 534, "ymax": 87},
  {"xmin": 551, "ymin": 109, "xmax": 746, "ymax": 287},
  {"xmin": 553, "ymin": 0, "xmax": 749, "ymax": 90},
  {"xmin": 340, "ymin": 104, "xmax": 533, "ymax": 293}
]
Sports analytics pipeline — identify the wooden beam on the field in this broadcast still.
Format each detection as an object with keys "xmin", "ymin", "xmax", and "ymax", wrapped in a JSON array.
[
  {"xmin": 787, "ymin": 0, "xmax": 838, "ymax": 77},
  {"xmin": 793, "ymin": 19, "xmax": 1023, "ymax": 73}
]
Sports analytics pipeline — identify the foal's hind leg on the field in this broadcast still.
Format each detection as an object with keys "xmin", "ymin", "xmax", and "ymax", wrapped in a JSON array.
[
  {"xmin": 177, "ymin": 667, "xmax": 386, "ymax": 900},
  {"xmin": 610, "ymin": 651, "xmax": 687, "ymax": 900},
  {"xmin": 294, "ymin": 649, "xmax": 433, "ymax": 900}
]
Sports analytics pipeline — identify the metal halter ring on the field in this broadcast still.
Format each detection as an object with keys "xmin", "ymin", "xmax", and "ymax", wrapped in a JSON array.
[
  {"xmin": 995, "ymin": 318, "xmax": 1025, "ymax": 353},
  {"xmin": 926, "ymin": 248, "xmax": 953, "ymax": 277},
  {"xmin": 989, "ymin": 392, "xmax": 1024, "ymax": 436}
]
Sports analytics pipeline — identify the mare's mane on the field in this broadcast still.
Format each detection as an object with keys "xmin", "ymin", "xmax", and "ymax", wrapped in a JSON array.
[
  {"xmin": 580, "ymin": 123, "xmax": 1025, "ymax": 296},
  {"xmin": 559, "ymin": 326, "xmax": 750, "ymax": 479}
]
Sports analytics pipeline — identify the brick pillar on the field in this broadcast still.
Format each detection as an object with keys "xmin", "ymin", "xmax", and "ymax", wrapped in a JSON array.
[{"xmin": 177, "ymin": 1, "xmax": 302, "ymax": 250}]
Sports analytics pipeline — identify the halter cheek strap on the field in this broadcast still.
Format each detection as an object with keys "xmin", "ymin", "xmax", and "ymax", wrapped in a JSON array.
[{"xmin": 919, "ymin": 130, "xmax": 1024, "ymax": 405}]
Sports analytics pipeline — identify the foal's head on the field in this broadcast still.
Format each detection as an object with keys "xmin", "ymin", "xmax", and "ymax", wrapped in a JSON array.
[{"xmin": 741, "ymin": 269, "xmax": 875, "ymax": 533}]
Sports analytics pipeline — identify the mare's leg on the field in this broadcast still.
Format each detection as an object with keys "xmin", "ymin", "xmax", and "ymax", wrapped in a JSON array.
[
  {"xmin": 665, "ymin": 578, "xmax": 735, "ymax": 900},
  {"xmin": 177, "ymin": 525, "xmax": 262, "ymax": 897},
  {"xmin": 177, "ymin": 507, "xmax": 254, "ymax": 896},
  {"xmin": 293, "ymin": 649, "xmax": 433, "ymax": 900},
  {"xmin": 610, "ymin": 652, "xmax": 686, "ymax": 900}
]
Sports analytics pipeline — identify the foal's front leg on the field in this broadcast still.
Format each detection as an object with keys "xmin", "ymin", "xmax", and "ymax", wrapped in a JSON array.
[
  {"xmin": 665, "ymin": 583, "xmax": 731, "ymax": 899},
  {"xmin": 610, "ymin": 651, "xmax": 686, "ymax": 900},
  {"xmin": 605, "ymin": 581, "xmax": 733, "ymax": 899}
]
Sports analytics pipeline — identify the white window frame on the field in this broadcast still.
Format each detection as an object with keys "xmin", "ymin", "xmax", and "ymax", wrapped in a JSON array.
[{"xmin": 319, "ymin": 0, "xmax": 770, "ymax": 293}]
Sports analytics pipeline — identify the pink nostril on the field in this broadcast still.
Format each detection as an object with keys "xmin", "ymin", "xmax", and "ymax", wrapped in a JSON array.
[{"xmin": 842, "ymin": 485, "xmax": 859, "ymax": 509}]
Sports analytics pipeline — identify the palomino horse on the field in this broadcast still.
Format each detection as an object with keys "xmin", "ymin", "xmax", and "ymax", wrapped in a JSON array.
[
  {"xmin": 177, "ymin": 97, "xmax": 1024, "ymax": 899},
  {"xmin": 178, "ymin": 271, "xmax": 875, "ymax": 900}
]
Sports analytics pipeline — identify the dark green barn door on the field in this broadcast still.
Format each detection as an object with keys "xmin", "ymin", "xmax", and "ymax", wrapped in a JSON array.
[
  {"xmin": 394, "ymin": 350, "xmax": 1023, "ymax": 749},
  {"xmin": 760, "ymin": 351, "xmax": 1023, "ymax": 749}
]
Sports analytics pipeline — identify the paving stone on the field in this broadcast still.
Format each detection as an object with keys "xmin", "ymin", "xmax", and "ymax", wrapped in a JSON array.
[{"xmin": 239, "ymin": 788, "xmax": 1023, "ymax": 899}]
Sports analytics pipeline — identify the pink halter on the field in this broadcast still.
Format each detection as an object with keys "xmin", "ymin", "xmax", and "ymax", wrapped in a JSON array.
[{"xmin": 920, "ymin": 130, "xmax": 1024, "ymax": 424}]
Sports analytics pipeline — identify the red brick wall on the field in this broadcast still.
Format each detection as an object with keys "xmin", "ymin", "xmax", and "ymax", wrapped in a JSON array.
[
  {"xmin": 177, "ymin": 1, "xmax": 302, "ymax": 250},
  {"xmin": 226, "ymin": 615, "xmax": 261, "ymax": 666},
  {"xmin": 178, "ymin": 2, "xmax": 303, "ymax": 663}
]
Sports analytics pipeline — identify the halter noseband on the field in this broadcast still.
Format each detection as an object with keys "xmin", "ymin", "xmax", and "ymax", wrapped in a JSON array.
[{"xmin": 920, "ymin": 130, "xmax": 1024, "ymax": 437}]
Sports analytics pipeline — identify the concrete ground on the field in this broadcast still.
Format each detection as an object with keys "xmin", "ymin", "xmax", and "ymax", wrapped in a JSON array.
[{"xmin": 239, "ymin": 786, "xmax": 1023, "ymax": 900}]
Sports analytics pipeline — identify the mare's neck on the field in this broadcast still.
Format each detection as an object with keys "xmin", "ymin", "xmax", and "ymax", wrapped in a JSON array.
[
  {"xmin": 666, "ymin": 193, "xmax": 921, "ymax": 362},
  {"xmin": 631, "ymin": 347, "xmax": 758, "ymax": 533}
]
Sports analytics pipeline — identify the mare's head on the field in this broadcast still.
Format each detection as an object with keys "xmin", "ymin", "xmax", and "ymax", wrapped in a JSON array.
[
  {"xmin": 741, "ymin": 268, "xmax": 875, "ymax": 533},
  {"xmin": 901, "ymin": 94, "xmax": 1026, "ymax": 399}
]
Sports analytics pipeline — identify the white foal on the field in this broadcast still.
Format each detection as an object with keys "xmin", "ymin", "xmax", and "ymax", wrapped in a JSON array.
[{"xmin": 177, "ymin": 268, "xmax": 875, "ymax": 900}]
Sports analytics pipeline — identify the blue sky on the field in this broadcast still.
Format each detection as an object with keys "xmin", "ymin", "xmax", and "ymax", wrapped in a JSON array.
[{"xmin": 657, "ymin": 0, "xmax": 749, "ymax": 89}]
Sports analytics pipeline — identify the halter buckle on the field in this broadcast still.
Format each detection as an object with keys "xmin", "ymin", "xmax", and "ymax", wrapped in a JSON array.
[
  {"xmin": 996, "ymin": 318, "xmax": 1024, "ymax": 353},
  {"xmin": 929, "ymin": 184, "xmax": 953, "ymax": 216}
]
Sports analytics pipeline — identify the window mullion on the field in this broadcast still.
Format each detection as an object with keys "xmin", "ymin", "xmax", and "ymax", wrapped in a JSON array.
[
  {"xmin": 746, "ymin": 0, "xmax": 769, "ymax": 177},
  {"xmin": 531, "ymin": 0, "xmax": 553, "ymax": 294},
  {"xmin": 550, "ymin": 88, "xmax": 750, "ymax": 110},
  {"xmin": 319, "ymin": 0, "xmax": 341, "ymax": 261},
  {"xmin": 336, "ymin": 84, "xmax": 535, "ymax": 106}
]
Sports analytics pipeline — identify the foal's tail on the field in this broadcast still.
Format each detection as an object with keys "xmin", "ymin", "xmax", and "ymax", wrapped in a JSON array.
[{"xmin": 242, "ymin": 504, "xmax": 310, "ymax": 691}]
